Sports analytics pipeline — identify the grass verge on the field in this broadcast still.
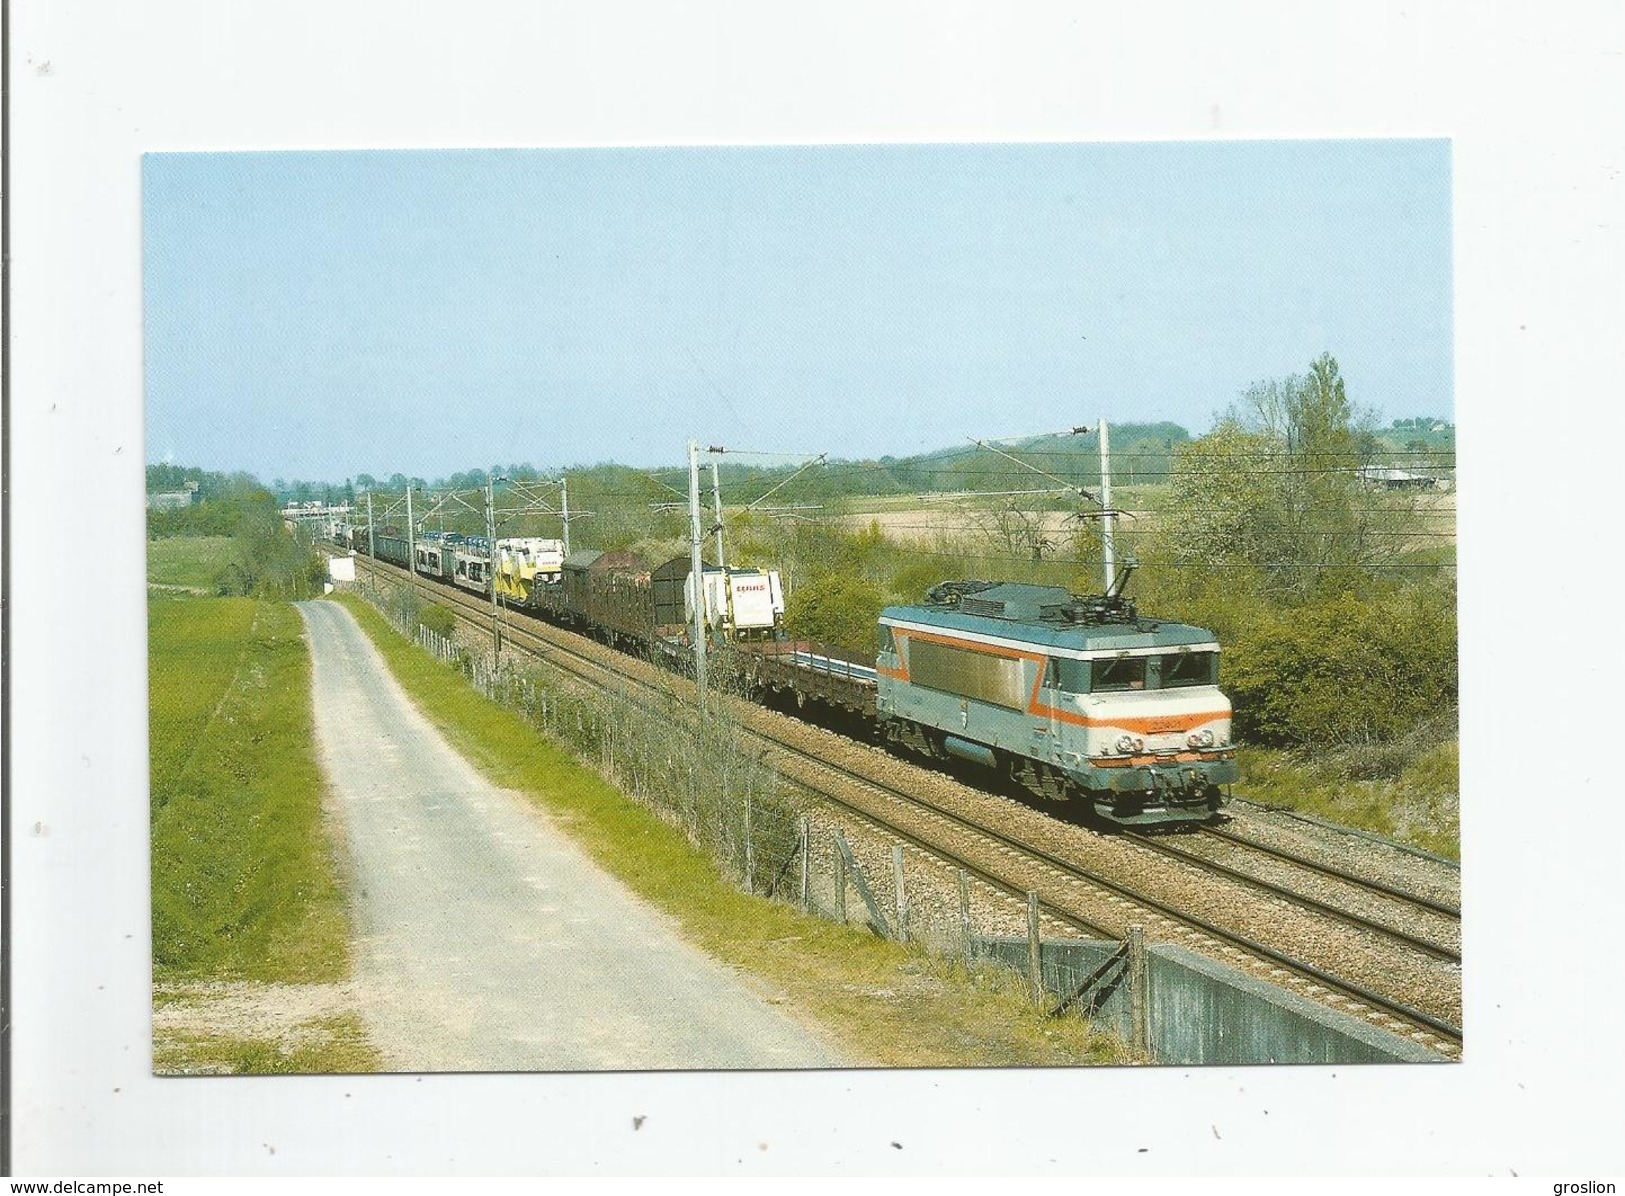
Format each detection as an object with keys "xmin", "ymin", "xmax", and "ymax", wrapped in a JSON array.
[
  {"xmin": 153, "ymin": 1014, "xmax": 382, "ymax": 1076},
  {"xmin": 335, "ymin": 591, "xmax": 1126, "ymax": 1067},
  {"xmin": 1237, "ymin": 739, "xmax": 1460, "ymax": 861},
  {"xmin": 150, "ymin": 595, "xmax": 351, "ymax": 982},
  {"xmin": 150, "ymin": 594, "xmax": 378, "ymax": 1073}
]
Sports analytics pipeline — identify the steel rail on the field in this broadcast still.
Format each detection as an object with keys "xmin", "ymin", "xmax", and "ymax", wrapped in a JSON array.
[
  {"xmin": 1199, "ymin": 825, "xmax": 1461, "ymax": 919},
  {"xmin": 1226, "ymin": 795, "xmax": 1462, "ymax": 870},
  {"xmin": 349, "ymin": 557, "xmax": 1463, "ymax": 1049},
  {"xmin": 1125, "ymin": 833, "xmax": 1460, "ymax": 964}
]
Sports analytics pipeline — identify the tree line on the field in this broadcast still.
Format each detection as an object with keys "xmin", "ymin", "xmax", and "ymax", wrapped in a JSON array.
[{"xmin": 147, "ymin": 467, "xmax": 326, "ymax": 599}]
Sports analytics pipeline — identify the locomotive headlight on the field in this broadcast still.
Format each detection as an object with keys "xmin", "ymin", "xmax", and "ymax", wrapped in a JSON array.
[
  {"xmin": 1200, "ymin": 729, "xmax": 1216, "ymax": 748},
  {"xmin": 1115, "ymin": 734, "xmax": 1135, "ymax": 754}
]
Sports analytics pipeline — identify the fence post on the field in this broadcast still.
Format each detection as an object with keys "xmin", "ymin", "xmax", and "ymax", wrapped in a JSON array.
[
  {"xmin": 1026, "ymin": 891, "xmax": 1043, "ymax": 1003},
  {"xmin": 833, "ymin": 843, "xmax": 847, "ymax": 924},
  {"xmin": 958, "ymin": 869, "xmax": 972, "ymax": 967},
  {"xmin": 798, "ymin": 817, "xmax": 811, "ymax": 913},
  {"xmin": 833, "ymin": 831, "xmax": 890, "ymax": 938},
  {"xmin": 1128, "ymin": 924, "xmax": 1150, "ymax": 1059},
  {"xmin": 892, "ymin": 845, "xmax": 908, "ymax": 943}
]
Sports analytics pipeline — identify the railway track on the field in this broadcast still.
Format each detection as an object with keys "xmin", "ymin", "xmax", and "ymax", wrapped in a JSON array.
[
  {"xmin": 1125, "ymin": 829, "xmax": 1461, "ymax": 963},
  {"xmin": 1200, "ymin": 824, "xmax": 1461, "ymax": 918},
  {"xmin": 348, "ymin": 560, "xmax": 1463, "ymax": 1055},
  {"xmin": 1228, "ymin": 795, "xmax": 1462, "ymax": 870}
]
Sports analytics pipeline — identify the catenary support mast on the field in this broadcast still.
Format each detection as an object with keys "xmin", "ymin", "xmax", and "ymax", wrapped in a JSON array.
[
  {"xmin": 687, "ymin": 440, "xmax": 707, "ymax": 708},
  {"xmin": 1099, "ymin": 418, "xmax": 1116, "ymax": 594},
  {"xmin": 486, "ymin": 476, "xmax": 500, "ymax": 657},
  {"xmin": 559, "ymin": 475, "xmax": 571, "ymax": 556}
]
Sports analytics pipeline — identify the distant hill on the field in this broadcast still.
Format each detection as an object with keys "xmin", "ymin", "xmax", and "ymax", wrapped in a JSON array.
[{"xmin": 155, "ymin": 415, "xmax": 1458, "ymax": 512}]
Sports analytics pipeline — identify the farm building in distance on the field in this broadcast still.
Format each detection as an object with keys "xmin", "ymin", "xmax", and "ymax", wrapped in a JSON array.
[
  {"xmin": 146, "ymin": 481, "xmax": 200, "ymax": 511},
  {"xmin": 1357, "ymin": 466, "xmax": 1449, "ymax": 491}
]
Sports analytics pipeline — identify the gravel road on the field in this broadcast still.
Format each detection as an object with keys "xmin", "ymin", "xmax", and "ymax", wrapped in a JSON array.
[{"xmin": 296, "ymin": 600, "xmax": 843, "ymax": 1072}]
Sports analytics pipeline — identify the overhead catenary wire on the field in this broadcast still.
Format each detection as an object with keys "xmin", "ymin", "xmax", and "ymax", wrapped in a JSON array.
[{"xmin": 348, "ymin": 423, "xmax": 1455, "ymax": 575}]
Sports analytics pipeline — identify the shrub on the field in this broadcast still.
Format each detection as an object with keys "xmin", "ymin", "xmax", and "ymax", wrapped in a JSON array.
[
  {"xmin": 418, "ymin": 603, "xmax": 457, "ymax": 639},
  {"xmin": 213, "ymin": 563, "xmax": 250, "ymax": 597},
  {"xmin": 783, "ymin": 573, "xmax": 885, "ymax": 651},
  {"xmin": 887, "ymin": 560, "xmax": 945, "ymax": 605},
  {"xmin": 1222, "ymin": 583, "xmax": 1457, "ymax": 749}
]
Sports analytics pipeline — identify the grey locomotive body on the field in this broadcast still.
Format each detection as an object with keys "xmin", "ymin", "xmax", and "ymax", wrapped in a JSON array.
[{"xmin": 877, "ymin": 582, "xmax": 1237, "ymax": 827}]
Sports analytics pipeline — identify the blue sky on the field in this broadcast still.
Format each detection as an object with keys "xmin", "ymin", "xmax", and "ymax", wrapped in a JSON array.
[{"xmin": 143, "ymin": 141, "xmax": 1452, "ymax": 482}]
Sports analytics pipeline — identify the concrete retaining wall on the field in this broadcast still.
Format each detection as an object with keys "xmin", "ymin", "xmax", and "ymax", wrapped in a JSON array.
[{"xmin": 973, "ymin": 936, "xmax": 1443, "ymax": 1065}]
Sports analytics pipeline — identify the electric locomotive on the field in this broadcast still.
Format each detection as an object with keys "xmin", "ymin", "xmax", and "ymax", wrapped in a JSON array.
[{"xmin": 875, "ymin": 580, "xmax": 1236, "ymax": 828}]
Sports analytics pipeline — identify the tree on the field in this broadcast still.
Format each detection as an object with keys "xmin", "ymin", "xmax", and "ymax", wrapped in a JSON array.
[
  {"xmin": 1158, "ymin": 353, "xmax": 1416, "ymax": 601},
  {"xmin": 964, "ymin": 497, "xmax": 1056, "ymax": 562}
]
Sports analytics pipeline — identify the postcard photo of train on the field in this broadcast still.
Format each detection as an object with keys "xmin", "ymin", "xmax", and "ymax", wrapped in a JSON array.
[{"xmin": 144, "ymin": 141, "xmax": 1459, "ymax": 1077}]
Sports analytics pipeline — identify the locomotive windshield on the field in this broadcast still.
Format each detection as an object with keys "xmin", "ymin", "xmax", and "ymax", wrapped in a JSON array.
[
  {"xmin": 1160, "ymin": 651, "xmax": 1217, "ymax": 688},
  {"xmin": 1091, "ymin": 656, "xmax": 1147, "ymax": 692},
  {"xmin": 1044, "ymin": 658, "xmax": 1092, "ymax": 693},
  {"xmin": 1042, "ymin": 652, "xmax": 1217, "ymax": 693}
]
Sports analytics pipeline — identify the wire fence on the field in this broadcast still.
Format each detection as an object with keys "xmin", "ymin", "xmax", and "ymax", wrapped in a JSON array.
[{"xmin": 350, "ymin": 573, "xmax": 1132, "ymax": 1039}]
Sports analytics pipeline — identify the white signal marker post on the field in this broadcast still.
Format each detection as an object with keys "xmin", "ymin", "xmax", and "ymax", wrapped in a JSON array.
[
  {"xmin": 688, "ymin": 440, "xmax": 708, "ymax": 708},
  {"xmin": 559, "ymin": 474, "xmax": 571, "ymax": 556}
]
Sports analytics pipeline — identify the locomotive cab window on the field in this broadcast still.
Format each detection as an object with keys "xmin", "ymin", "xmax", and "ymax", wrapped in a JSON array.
[
  {"xmin": 1091, "ymin": 656, "xmax": 1146, "ymax": 692},
  {"xmin": 1160, "ymin": 651, "xmax": 1217, "ymax": 688},
  {"xmin": 879, "ymin": 625, "xmax": 896, "ymax": 654},
  {"xmin": 1044, "ymin": 658, "xmax": 1091, "ymax": 693}
]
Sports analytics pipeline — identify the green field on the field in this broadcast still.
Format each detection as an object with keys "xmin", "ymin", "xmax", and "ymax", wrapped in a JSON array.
[
  {"xmin": 147, "ymin": 535, "xmax": 236, "ymax": 590},
  {"xmin": 337, "ymin": 592, "xmax": 1127, "ymax": 1067}
]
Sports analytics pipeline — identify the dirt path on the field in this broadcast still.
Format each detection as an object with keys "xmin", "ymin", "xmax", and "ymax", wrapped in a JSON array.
[{"xmin": 295, "ymin": 599, "xmax": 843, "ymax": 1071}]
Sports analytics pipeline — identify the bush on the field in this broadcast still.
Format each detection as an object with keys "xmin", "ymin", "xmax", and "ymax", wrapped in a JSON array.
[
  {"xmin": 418, "ymin": 603, "xmax": 457, "ymax": 639},
  {"xmin": 213, "ymin": 563, "xmax": 250, "ymax": 597},
  {"xmin": 782, "ymin": 573, "xmax": 885, "ymax": 651},
  {"xmin": 1222, "ymin": 583, "xmax": 1457, "ymax": 749},
  {"xmin": 887, "ymin": 559, "xmax": 946, "ymax": 605}
]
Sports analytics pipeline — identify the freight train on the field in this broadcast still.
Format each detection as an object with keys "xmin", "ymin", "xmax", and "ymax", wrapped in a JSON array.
[{"xmin": 346, "ymin": 526, "xmax": 1235, "ymax": 829}]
